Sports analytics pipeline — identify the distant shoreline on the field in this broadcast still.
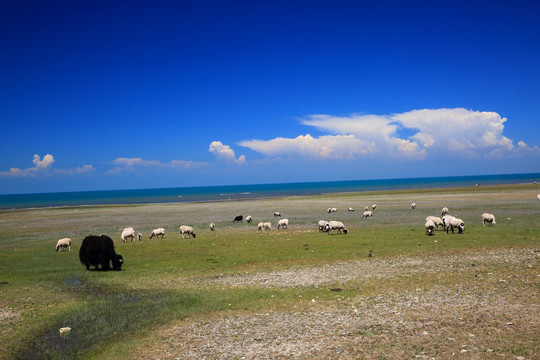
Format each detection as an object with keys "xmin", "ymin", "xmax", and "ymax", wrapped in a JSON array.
[{"xmin": 1, "ymin": 173, "xmax": 538, "ymax": 211}]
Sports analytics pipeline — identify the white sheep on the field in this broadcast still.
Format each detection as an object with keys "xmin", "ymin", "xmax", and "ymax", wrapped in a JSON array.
[
  {"xmin": 537, "ymin": 194, "xmax": 540, "ymax": 201},
  {"xmin": 442, "ymin": 215, "xmax": 465, "ymax": 234},
  {"xmin": 411, "ymin": 203, "xmax": 416, "ymax": 209},
  {"xmin": 179, "ymin": 225, "xmax": 196, "ymax": 239},
  {"xmin": 246, "ymin": 216, "xmax": 253, "ymax": 223},
  {"xmin": 348, "ymin": 207, "xmax": 355, "ymax": 212},
  {"xmin": 482, "ymin": 213, "xmax": 496, "ymax": 226},
  {"xmin": 55, "ymin": 238, "xmax": 71, "ymax": 252},
  {"xmin": 318, "ymin": 220, "xmax": 329, "ymax": 232},
  {"xmin": 263, "ymin": 222, "xmax": 272, "ymax": 230},
  {"xmin": 441, "ymin": 207, "xmax": 449, "ymax": 216},
  {"xmin": 327, "ymin": 207, "xmax": 338, "ymax": 213},
  {"xmin": 425, "ymin": 216, "xmax": 444, "ymax": 230},
  {"xmin": 149, "ymin": 228, "xmax": 165, "ymax": 239},
  {"xmin": 257, "ymin": 222, "xmax": 264, "ymax": 231},
  {"xmin": 325, "ymin": 220, "xmax": 348, "ymax": 235},
  {"xmin": 372, "ymin": 204, "xmax": 377, "ymax": 210},
  {"xmin": 273, "ymin": 212, "xmax": 281, "ymax": 217},
  {"xmin": 364, "ymin": 205, "xmax": 369, "ymax": 211},
  {"xmin": 121, "ymin": 227, "xmax": 136, "ymax": 242},
  {"xmin": 361, "ymin": 210, "xmax": 373, "ymax": 218},
  {"xmin": 277, "ymin": 218, "xmax": 289, "ymax": 229},
  {"xmin": 210, "ymin": 223, "xmax": 215, "ymax": 231}
]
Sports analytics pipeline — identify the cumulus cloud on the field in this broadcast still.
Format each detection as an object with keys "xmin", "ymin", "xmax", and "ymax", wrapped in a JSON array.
[
  {"xmin": 239, "ymin": 108, "xmax": 539, "ymax": 161},
  {"xmin": 0, "ymin": 154, "xmax": 96, "ymax": 177},
  {"xmin": 109, "ymin": 157, "xmax": 208, "ymax": 173},
  {"xmin": 0, "ymin": 154, "xmax": 55, "ymax": 177},
  {"xmin": 209, "ymin": 141, "xmax": 246, "ymax": 164}
]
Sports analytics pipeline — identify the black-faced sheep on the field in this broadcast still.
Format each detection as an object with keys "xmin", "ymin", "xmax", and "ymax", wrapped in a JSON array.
[
  {"xmin": 246, "ymin": 216, "xmax": 253, "ymax": 223},
  {"xmin": 442, "ymin": 215, "xmax": 465, "ymax": 234},
  {"xmin": 327, "ymin": 207, "xmax": 338, "ymax": 213},
  {"xmin": 425, "ymin": 219, "xmax": 435, "ymax": 236},
  {"xmin": 79, "ymin": 235, "xmax": 124, "ymax": 271},
  {"xmin": 274, "ymin": 212, "xmax": 281, "ymax": 217},
  {"xmin": 441, "ymin": 207, "xmax": 449, "ymax": 216},
  {"xmin": 481, "ymin": 213, "xmax": 496, "ymax": 226},
  {"xmin": 55, "ymin": 238, "xmax": 71, "ymax": 252},
  {"xmin": 325, "ymin": 221, "xmax": 348, "ymax": 235},
  {"xmin": 121, "ymin": 227, "xmax": 136, "ymax": 242},
  {"xmin": 318, "ymin": 220, "xmax": 329, "ymax": 232},
  {"xmin": 179, "ymin": 225, "xmax": 196, "ymax": 239},
  {"xmin": 372, "ymin": 204, "xmax": 377, "ymax": 210},
  {"xmin": 149, "ymin": 228, "xmax": 165, "ymax": 239},
  {"xmin": 277, "ymin": 218, "xmax": 289, "ymax": 229},
  {"xmin": 263, "ymin": 222, "xmax": 272, "ymax": 230},
  {"xmin": 257, "ymin": 222, "xmax": 264, "ymax": 231},
  {"xmin": 348, "ymin": 207, "xmax": 355, "ymax": 212},
  {"xmin": 210, "ymin": 223, "xmax": 215, "ymax": 231},
  {"xmin": 425, "ymin": 216, "xmax": 444, "ymax": 230},
  {"xmin": 411, "ymin": 203, "xmax": 416, "ymax": 209}
]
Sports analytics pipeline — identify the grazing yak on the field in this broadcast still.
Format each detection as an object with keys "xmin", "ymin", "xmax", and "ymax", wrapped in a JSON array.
[
  {"xmin": 233, "ymin": 215, "xmax": 243, "ymax": 223},
  {"xmin": 79, "ymin": 235, "xmax": 124, "ymax": 271}
]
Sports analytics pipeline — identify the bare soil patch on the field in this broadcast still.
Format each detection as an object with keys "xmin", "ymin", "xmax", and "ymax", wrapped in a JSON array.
[{"xmin": 137, "ymin": 248, "xmax": 540, "ymax": 359}]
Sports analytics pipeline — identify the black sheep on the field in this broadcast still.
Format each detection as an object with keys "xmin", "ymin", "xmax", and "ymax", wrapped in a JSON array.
[{"xmin": 79, "ymin": 235, "xmax": 124, "ymax": 271}]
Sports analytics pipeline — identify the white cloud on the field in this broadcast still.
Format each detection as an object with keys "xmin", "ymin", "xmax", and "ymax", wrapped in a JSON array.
[
  {"xmin": 0, "ymin": 154, "xmax": 97, "ymax": 177},
  {"xmin": 0, "ymin": 154, "xmax": 55, "ymax": 177},
  {"xmin": 209, "ymin": 141, "xmax": 246, "ymax": 164},
  {"xmin": 109, "ymin": 157, "xmax": 208, "ymax": 173},
  {"xmin": 239, "ymin": 108, "xmax": 539, "ymax": 161}
]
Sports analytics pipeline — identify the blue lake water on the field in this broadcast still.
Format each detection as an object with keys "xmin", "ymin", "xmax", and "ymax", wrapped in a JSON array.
[{"xmin": 1, "ymin": 173, "xmax": 538, "ymax": 210}]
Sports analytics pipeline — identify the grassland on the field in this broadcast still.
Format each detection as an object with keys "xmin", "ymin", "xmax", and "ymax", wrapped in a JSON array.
[{"xmin": 0, "ymin": 184, "xmax": 539, "ymax": 359}]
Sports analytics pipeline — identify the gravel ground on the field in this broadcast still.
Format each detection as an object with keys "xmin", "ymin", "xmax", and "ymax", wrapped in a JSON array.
[{"xmin": 138, "ymin": 248, "xmax": 539, "ymax": 359}]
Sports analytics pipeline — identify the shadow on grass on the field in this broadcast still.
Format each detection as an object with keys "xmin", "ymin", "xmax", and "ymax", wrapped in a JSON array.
[{"xmin": 15, "ymin": 275, "xmax": 202, "ymax": 360}]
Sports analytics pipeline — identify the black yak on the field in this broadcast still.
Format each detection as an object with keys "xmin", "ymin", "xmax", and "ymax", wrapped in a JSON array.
[
  {"xmin": 79, "ymin": 235, "xmax": 124, "ymax": 271},
  {"xmin": 233, "ymin": 215, "xmax": 243, "ymax": 223}
]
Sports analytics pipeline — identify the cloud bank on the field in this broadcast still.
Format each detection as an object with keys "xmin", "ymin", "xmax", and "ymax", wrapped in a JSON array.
[
  {"xmin": 109, "ymin": 157, "xmax": 208, "ymax": 173},
  {"xmin": 239, "ymin": 108, "xmax": 539, "ymax": 160}
]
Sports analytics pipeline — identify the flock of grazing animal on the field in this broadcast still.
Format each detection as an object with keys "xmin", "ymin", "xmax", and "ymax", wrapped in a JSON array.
[{"xmin": 54, "ymin": 193, "xmax": 540, "ymax": 271}]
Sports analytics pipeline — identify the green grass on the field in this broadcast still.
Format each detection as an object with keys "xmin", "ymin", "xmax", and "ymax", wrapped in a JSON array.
[{"xmin": 0, "ymin": 184, "xmax": 539, "ymax": 359}]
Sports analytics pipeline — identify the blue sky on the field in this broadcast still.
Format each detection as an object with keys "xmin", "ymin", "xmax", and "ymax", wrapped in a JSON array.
[{"xmin": 1, "ymin": 0, "xmax": 540, "ymax": 194}]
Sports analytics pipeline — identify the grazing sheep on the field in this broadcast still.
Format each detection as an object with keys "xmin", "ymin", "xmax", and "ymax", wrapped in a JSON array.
[
  {"xmin": 121, "ymin": 227, "xmax": 136, "ymax": 242},
  {"xmin": 482, "ymin": 213, "xmax": 496, "ymax": 226},
  {"xmin": 441, "ymin": 207, "xmax": 449, "ymax": 216},
  {"xmin": 411, "ymin": 203, "xmax": 416, "ymax": 209},
  {"xmin": 233, "ymin": 215, "xmax": 243, "ymax": 223},
  {"xmin": 325, "ymin": 221, "xmax": 348, "ymax": 235},
  {"xmin": 425, "ymin": 219, "xmax": 436, "ymax": 236},
  {"xmin": 274, "ymin": 212, "xmax": 282, "ymax": 217},
  {"xmin": 364, "ymin": 206, "xmax": 369, "ymax": 211},
  {"xmin": 137, "ymin": 233, "xmax": 142, "ymax": 241},
  {"xmin": 79, "ymin": 235, "xmax": 123, "ymax": 271},
  {"xmin": 179, "ymin": 225, "xmax": 196, "ymax": 239},
  {"xmin": 327, "ymin": 207, "xmax": 338, "ymax": 213},
  {"xmin": 149, "ymin": 228, "xmax": 165, "ymax": 239},
  {"xmin": 246, "ymin": 216, "xmax": 253, "ymax": 223},
  {"xmin": 277, "ymin": 218, "xmax": 289, "ymax": 229},
  {"xmin": 318, "ymin": 220, "xmax": 329, "ymax": 232},
  {"xmin": 263, "ymin": 222, "xmax": 272, "ymax": 230},
  {"xmin": 537, "ymin": 194, "xmax": 540, "ymax": 201},
  {"xmin": 361, "ymin": 210, "xmax": 373, "ymax": 218},
  {"xmin": 372, "ymin": 204, "xmax": 377, "ymax": 210},
  {"xmin": 425, "ymin": 216, "xmax": 444, "ymax": 230},
  {"xmin": 348, "ymin": 207, "xmax": 355, "ymax": 212},
  {"xmin": 55, "ymin": 238, "xmax": 71, "ymax": 252},
  {"xmin": 210, "ymin": 223, "xmax": 215, "ymax": 231},
  {"xmin": 442, "ymin": 215, "xmax": 465, "ymax": 234},
  {"xmin": 257, "ymin": 222, "xmax": 264, "ymax": 231}
]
